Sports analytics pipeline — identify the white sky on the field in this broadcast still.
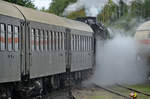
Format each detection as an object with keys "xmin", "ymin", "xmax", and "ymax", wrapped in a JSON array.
[{"xmin": 33, "ymin": 0, "xmax": 52, "ymax": 9}]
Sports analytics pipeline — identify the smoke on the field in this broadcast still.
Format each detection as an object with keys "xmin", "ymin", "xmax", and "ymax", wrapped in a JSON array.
[
  {"xmin": 63, "ymin": 0, "xmax": 136, "ymax": 17},
  {"xmin": 63, "ymin": 0, "xmax": 106, "ymax": 16},
  {"xmin": 91, "ymin": 34, "xmax": 149, "ymax": 86}
]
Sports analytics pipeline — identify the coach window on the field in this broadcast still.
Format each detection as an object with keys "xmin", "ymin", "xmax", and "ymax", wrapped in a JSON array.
[
  {"xmin": 51, "ymin": 32, "xmax": 55, "ymax": 51},
  {"xmin": 62, "ymin": 32, "xmax": 64, "ymax": 50},
  {"xmin": 57, "ymin": 32, "xmax": 59, "ymax": 50},
  {"xmin": 83, "ymin": 36, "xmax": 84, "ymax": 51},
  {"xmin": 74, "ymin": 35, "xmax": 76, "ymax": 51},
  {"xmin": 31, "ymin": 29, "xmax": 35, "ymax": 51},
  {"xmin": 59, "ymin": 32, "xmax": 62, "ymax": 50},
  {"xmin": 76, "ymin": 35, "xmax": 79, "ymax": 51},
  {"xmin": 56, "ymin": 32, "xmax": 58, "ymax": 50},
  {"xmin": 75, "ymin": 35, "xmax": 77, "ymax": 51},
  {"xmin": 82, "ymin": 36, "xmax": 84, "ymax": 51},
  {"xmin": 43, "ymin": 31, "xmax": 47, "ymax": 51},
  {"xmin": 73, "ymin": 35, "xmax": 75, "ymax": 51},
  {"xmin": 86, "ymin": 37, "xmax": 88, "ymax": 51},
  {"xmin": 14, "ymin": 26, "xmax": 19, "ymax": 51},
  {"xmin": 46, "ymin": 31, "xmax": 49, "ymax": 51},
  {"xmin": 40, "ymin": 30, "xmax": 43, "ymax": 51},
  {"xmin": 78, "ymin": 35, "xmax": 80, "ymax": 51},
  {"xmin": 50, "ymin": 31, "xmax": 54, "ymax": 50},
  {"xmin": 89, "ymin": 37, "xmax": 91, "ymax": 51},
  {"xmin": 35, "ymin": 29, "xmax": 39, "ymax": 51},
  {"xmin": 91, "ymin": 37, "xmax": 94, "ymax": 51},
  {"xmin": 84, "ymin": 36, "xmax": 86, "ymax": 51},
  {"xmin": 76, "ymin": 35, "xmax": 78, "ymax": 51},
  {"xmin": 85, "ymin": 36, "xmax": 87, "ymax": 51},
  {"xmin": 49, "ymin": 31, "xmax": 51, "ymax": 51},
  {"xmin": 80, "ymin": 36, "xmax": 82, "ymax": 51},
  {"xmin": 8, "ymin": 25, "xmax": 13, "ymax": 51},
  {"xmin": 52, "ymin": 31, "xmax": 55, "ymax": 51},
  {"xmin": 75, "ymin": 35, "xmax": 78, "ymax": 51},
  {"xmin": 83, "ymin": 36, "xmax": 85, "ymax": 51},
  {"xmin": 90, "ymin": 37, "xmax": 92, "ymax": 51},
  {"xmin": 49, "ymin": 31, "xmax": 52, "ymax": 51},
  {"xmin": 54, "ymin": 31, "xmax": 56, "ymax": 50},
  {"xmin": 86, "ymin": 36, "xmax": 88, "ymax": 51},
  {"xmin": 71, "ymin": 34, "xmax": 73, "ymax": 51},
  {"xmin": 88, "ymin": 37, "xmax": 90, "ymax": 51},
  {"xmin": 42, "ymin": 30, "xmax": 45, "ymax": 50},
  {"xmin": 63, "ymin": 32, "xmax": 66, "ymax": 50},
  {"xmin": 60, "ymin": 32, "xmax": 63, "ymax": 50},
  {"xmin": 0, "ymin": 24, "xmax": 6, "ymax": 50}
]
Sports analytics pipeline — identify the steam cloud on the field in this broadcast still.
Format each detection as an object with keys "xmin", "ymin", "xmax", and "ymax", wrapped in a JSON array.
[
  {"xmin": 91, "ymin": 35, "xmax": 149, "ymax": 86},
  {"xmin": 63, "ymin": 0, "xmax": 136, "ymax": 16}
]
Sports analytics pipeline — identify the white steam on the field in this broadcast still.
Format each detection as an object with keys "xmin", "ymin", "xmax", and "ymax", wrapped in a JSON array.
[
  {"xmin": 91, "ymin": 35, "xmax": 149, "ymax": 86},
  {"xmin": 63, "ymin": 0, "xmax": 106, "ymax": 16},
  {"xmin": 63, "ymin": 0, "xmax": 136, "ymax": 16}
]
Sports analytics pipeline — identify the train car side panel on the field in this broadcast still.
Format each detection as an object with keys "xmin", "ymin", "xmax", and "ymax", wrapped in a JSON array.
[
  {"xmin": 0, "ymin": 15, "xmax": 21, "ymax": 83},
  {"xmin": 29, "ymin": 21, "xmax": 66, "ymax": 78}
]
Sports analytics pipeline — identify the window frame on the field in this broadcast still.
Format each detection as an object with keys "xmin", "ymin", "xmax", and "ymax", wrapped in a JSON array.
[
  {"xmin": 0, "ymin": 23, "xmax": 6, "ymax": 51},
  {"xmin": 7, "ymin": 24, "xmax": 13, "ymax": 51},
  {"xmin": 14, "ymin": 26, "xmax": 19, "ymax": 51},
  {"xmin": 35, "ymin": 29, "xmax": 40, "ymax": 51}
]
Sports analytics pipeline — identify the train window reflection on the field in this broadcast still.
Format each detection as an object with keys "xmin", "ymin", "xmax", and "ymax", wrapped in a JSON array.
[
  {"xmin": 8, "ymin": 25, "xmax": 13, "ymax": 51},
  {"xmin": 31, "ymin": 29, "xmax": 35, "ymax": 51},
  {"xmin": 0, "ymin": 24, "xmax": 6, "ymax": 51},
  {"xmin": 40, "ymin": 30, "xmax": 43, "ymax": 51},
  {"xmin": 36, "ymin": 29, "xmax": 40, "ymax": 51},
  {"xmin": 14, "ymin": 26, "xmax": 19, "ymax": 51}
]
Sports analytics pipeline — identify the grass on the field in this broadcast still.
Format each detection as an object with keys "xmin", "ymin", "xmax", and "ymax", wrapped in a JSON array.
[
  {"xmin": 73, "ymin": 84, "xmax": 150, "ymax": 99},
  {"xmin": 129, "ymin": 84, "xmax": 150, "ymax": 94}
]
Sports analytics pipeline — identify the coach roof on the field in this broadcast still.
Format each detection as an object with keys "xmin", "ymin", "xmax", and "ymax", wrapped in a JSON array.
[
  {"xmin": 137, "ymin": 21, "xmax": 150, "ymax": 31},
  {"xmin": 0, "ymin": 0, "xmax": 93, "ymax": 32},
  {"xmin": 0, "ymin": 0, "xmax": 24, "ymax": 19}
]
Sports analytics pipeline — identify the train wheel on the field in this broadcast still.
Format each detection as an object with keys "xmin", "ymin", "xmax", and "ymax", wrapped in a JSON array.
[{"xmin": 50, "ymin": 75, "xmax": 60, "ymax": 89}]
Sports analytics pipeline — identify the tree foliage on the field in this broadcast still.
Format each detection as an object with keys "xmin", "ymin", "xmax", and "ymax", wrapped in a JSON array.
[
  {"xmin": 97, "ymin": 0, "xmax": 119, "ymax": 22},
  {"xmin": 3, "ymin": 0, "xmax": 35, "ymax": 9},
  {"xmin": 49, "ymin": 0, "xmax": 77, "ymax": 16},
  {"xmin": 142, "ymin": 0, "xmax": 150, "ymax": 18},
  {"xmin": 67, "ymin": 8, "xmax": 86, "ymax": 19},
  {"xmin": 97, "ymin": 0, "xmax": 150, "ymax": 23}
]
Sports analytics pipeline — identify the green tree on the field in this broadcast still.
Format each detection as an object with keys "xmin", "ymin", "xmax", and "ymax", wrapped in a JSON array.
[
  {"xmin": 142, "ymin": 0, "xmax": 150, "ymax": 18},
  {"xmin": 97, "ymin": 0, "xmax": 119, "ymax": 22},
  {"xmin": 67, "ymin": 8, "xmax": 86, "ymax": 19},
  {"xmin": 130, "ymin": 0, "xmax": 143, "ymax": 17},
  {"xmin": 3, "ymin": 0, "xmax": 35, "ymax": 9},
  {"xmin": 118, "ymin": 0, "xmax": 128, "ymax": 17},
  {"xmin": 49, "ymin": 0, "xmax": 77, "ymax": 16}
]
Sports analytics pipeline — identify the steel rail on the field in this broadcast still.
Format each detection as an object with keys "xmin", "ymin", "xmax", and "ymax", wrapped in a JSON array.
[
  {"xmin": 116, "ymin": 84, "xmax": 150, "ymax": 97},
  {"xmin": 94, "ymin": 84, "xmax": 131, "ymax": 99}
]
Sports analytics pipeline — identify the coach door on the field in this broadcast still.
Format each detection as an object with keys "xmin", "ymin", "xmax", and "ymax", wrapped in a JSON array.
[
  {"xmin": 65, "ymin": 28, "xmax": 71, "ymax": 72},
  {"xmin": 20, "ymin": 21, "xmax": 30, "ymax": 78},
  {"xmin": 0, "ymin": 20, "xmax": 20, "ymax": 82}
]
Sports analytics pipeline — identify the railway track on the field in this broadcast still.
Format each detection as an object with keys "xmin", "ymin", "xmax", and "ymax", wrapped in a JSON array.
[
  {"xmin": 43, "ymin": 83, "xmax": 150, "ymax": 99},
  {"xmin": 94, "ymin": 83, "xmax": 150, "ymax": 99},
  {"xmin": 116, "ymin": 84, "xmax": 150, "ymax": 97},
  {"xmin": 94, "ymin": 84, "xmax": 131, "ymax": 99}
]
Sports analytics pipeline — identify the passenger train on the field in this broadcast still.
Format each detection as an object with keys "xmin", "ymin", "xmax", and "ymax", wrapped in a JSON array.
[
  {"xmin": 0, "ymin": 0, "xmax": 109, "ymax": 98},
  {"xmin": 135, "ymin": 20, "xmax": 150, "ymax": 59}
]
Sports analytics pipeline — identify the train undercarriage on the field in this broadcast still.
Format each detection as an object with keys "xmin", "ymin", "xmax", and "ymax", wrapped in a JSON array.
[{"xmin": 0, "ymin": 69, "xmax": 92, "ymax": 99}]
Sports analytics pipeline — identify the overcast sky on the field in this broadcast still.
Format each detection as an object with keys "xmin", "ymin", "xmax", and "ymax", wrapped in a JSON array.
[{"xmin": 33, "ymin": 0, "xmax": 52, "ymax": 9}]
